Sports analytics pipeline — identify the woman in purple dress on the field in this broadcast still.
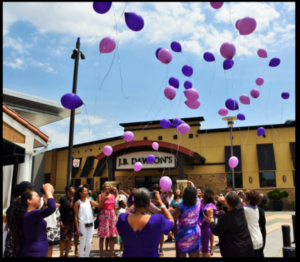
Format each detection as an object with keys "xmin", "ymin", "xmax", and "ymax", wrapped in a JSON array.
[
  {"xmin": 200, "ymin": 188, "xmax": 218, "ymax": 257},
  {"xmin": 116, "ymin": 188, "xmax": 174, "ymax": 257}
]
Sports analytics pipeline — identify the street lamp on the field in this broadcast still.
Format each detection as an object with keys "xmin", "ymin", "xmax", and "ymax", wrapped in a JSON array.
[
  {"xmin": 222, "ymin": 116, "xmax": 237, "ymax": 190},
  {"xmin": 66, "ymin": 37, "xmax": 85, "ymax": 186}
]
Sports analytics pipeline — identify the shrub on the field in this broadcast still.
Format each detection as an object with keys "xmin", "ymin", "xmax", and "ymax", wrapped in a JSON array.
[
  {"xmin": 289, "ymin": 198, "xmax": 295, "ymax": 209},
  {"xmin": 91, "ymin": 188, "xmax": 101, "ymax": 200},
  {"xmin": 268, "ymin": 189, "xmax": 289, "ymax": 201}
]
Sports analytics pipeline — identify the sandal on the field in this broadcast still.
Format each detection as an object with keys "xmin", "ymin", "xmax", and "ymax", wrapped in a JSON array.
[
  {"xmin": 159, "ymin": 250, "xmax": 164, "ymax": 257},
  {"xmin": 75, "ymin": 250, "xmax": 79, "ymax": 258}
]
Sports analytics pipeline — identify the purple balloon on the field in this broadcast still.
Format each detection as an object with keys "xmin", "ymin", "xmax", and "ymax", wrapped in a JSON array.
[
  {"xmin": 269, "ymin": 58, "xmax": 280, "ymax": 67},
  {"xmin": 164, "ymin": 86, "xmax": 176, "ymax": 100},
  {"xmin": 172, "ymin": 118, "xmax": 180, "ymax": 128},
  {"xmin": 178, "ymin": 119, "xmax": 185, "ymax": 126},
  {"xmin": 235, "ymin": 19, "xmax": 241, "ymax": 30},
  {"xmin": 182, "ymin": 65, "xmax": 193, "ymax": 77},
  {"xmin": 220, "ymin": 42, "xmax": 236, "ymax": 59},
  {"xmin": 203, "ymin": 52, "xmax": 215, "ymax": 62},
  {"xmin": 281, "ymin": 92, "xmax": 290, "ymax": 99},
  {"xmin": 124, "ymin": 12, "xmax": 144, "ymax": 32},
  {"xmin": 160, "ymin": 119, "xmax": 172, "ymax": 129},
  {"xmin": 256, "ymin": 77, "xmax": 264, "ymax": 86},
  {"xmin": 210, "ymin": 2, "xmax": 224, "ymax": 9},
  {"xmin": 257, "ymin": 49, "xmax": 267, "ymax": 58},
  {"xmin": 103, "ymin": 145, "xmax": 113, "ymax": 156},
  {"xmin": 237, "ymin": 113, "xmax": 245, "ymax": 121},
  {"xmin": 158, "ymin": 49, "xmax": 173, "ymax": 64},
  {"xmin": 93, "ymin": 2, "xmax": 112, "ymax": 14},
  {"xmin": 185, "ymin": 99, "xmax": 200, "ymax": 109},
  {"xmin": 257, "ymin": 127, "xmax": 265, "ymax": 137},
  {"xmin": 169, "ymin": 77, "xmax": 179, "ymax": 88},
  {"xmin": 250, "ymin": 88, "xmax": 260, "ymax": 99},
  {"xmin": 155, "ymin": 48, "xmax": 162, "ymax": 60},
  {"xmin": 239, "ymin": 94, "xmax": 250, "ymax": 105},
  {"xmin": 184, "ymin": 80, "xmax": 192, "ymax": 89},
  {"xmin": 99, "ymin": 37, "xmax": 116, "ymax": 53},
  {"xmin": 134, "ymin": 162, "xmax": 143, "ymax": 171},
  {"xmin": 123, "ymin": 131, "xmax": 134, "ymax": 142},
  {"xmin": 61, "ymin": 93, "xmax": 83, "ymax": 110},
  {"xmin": 147, "ymin": 155, "xmax": 155, "ymax": 164},
  {"xmin": 160, "ymin": 176, "xmax": 172, "ymax": 192},
  {"xmin": 229, "ymin": 156, "xmax": 239, "ymax": 169},
  {"xmin": 225, "ymin": 98, "xmax": 239, "ymax": 111},
  {"xmin": 170, "ymin": 41, "xmax": 181, "ymax": 52},
  {"xmin": 238, "ymin": 17, "xmax": 257, "ymax": 35},
  {"xmin": 184, "ymin": 89, "xmax": 199, "ymax": 102},
  {"xmin": 218, "ymin": 107, "xmax": 228, "ymax": 116},
  {"xmin": 223, "ymin": 59, "xmax": 234, "ymax": 70},
  {"xmin": 177, "ymin": 123, "xmax": 190, "ymax": 135}
]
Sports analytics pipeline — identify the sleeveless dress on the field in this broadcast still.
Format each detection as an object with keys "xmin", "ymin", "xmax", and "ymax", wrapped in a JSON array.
[{"xmin": 175, "ymin": 199, "xmax": 204, "ymax": 253}]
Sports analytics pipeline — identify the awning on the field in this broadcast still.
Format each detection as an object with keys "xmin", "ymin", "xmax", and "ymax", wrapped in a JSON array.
[
  {"xmin": 80, "ymin": 156, "xmax": 95, "ymax": 178},
  {"xmin": 256, "ymin": 144, "xmax": 276, "ymax": 171},
  {"xmin": 290, "ymin": 142, "xmax": 295, "ymax": 169},
  {"xmin": 93, "ymin": 158, "xmax": 107, "ymax": 177},
  {"xmin": 224, "ymin": 146, "xmax": 242, "ymax": 172},
  {"xmin": 72, "ymin": 157, "xmax": 82, "ymax": 178},
  {"xmin": 3, "ymin": 138, "xmax": 25, "ymax": 166}
]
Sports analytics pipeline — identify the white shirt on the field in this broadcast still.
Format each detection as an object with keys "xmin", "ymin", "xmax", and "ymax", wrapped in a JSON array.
[
  {"xmin": 243, "ymin": 206, "xmax": 263, "ymax": 248},
  {"xmin": 78, "ymin": 199, "xmax": 94, "ymax": 224},
  {"xmin": 117, "ymin": 194, "xmax": 128, "ymax": 215},
  {"xmin": 167, "ymin": 194, "xmax": 174, "ymax": 206}
]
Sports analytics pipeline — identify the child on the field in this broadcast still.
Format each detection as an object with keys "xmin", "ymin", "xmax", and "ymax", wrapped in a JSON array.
[{"xmin": 116, "ymin": 200, "xmax": 127, "ymax": 257}]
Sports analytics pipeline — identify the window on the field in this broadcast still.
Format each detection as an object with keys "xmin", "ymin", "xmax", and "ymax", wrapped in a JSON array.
[
  {"xmin": 227, "ymin": 173, "xmax": 243, "ymax": 188},
  {"xmin": 86, "ymin": 178, "xmax": 94, "ymax": 190},
  {"xmin": 259, "ymin": 172, "xmax": 276, "ymax": 187},
  {"xmin": 293, "ymin": 171, "xmax": 295, "ymax": 187},
  {"xmin": 44, "ymin": 173, "xmax": 50, "ymax": 184},
  {"xmin": 74, "ymin": 179, "xmax": 81, "ymax": 187}
]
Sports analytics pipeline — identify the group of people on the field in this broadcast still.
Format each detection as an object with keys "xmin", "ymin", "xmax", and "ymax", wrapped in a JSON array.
[{"xmin": 3, "ymin": 180, "xmax": 268, "ymax": 257}]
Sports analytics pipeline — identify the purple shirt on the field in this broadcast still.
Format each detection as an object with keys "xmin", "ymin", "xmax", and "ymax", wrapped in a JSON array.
[
  {"xmin": 201, "ymin": 201, "xmax": 218, "ymax": 228},
  {"xmin": 117, "ymin": 213, "xmax": 173, "ymax": 257},
  {"xmin": 22, "ymin": 198, "xmax": 56, "ymax": 257}
]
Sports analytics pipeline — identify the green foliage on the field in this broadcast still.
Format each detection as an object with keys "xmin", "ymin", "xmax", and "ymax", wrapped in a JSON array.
[
  {"xmin": 263, "ymin": 204, "xmax": 269, "ymax": 210},
  {"xmin": 91, "ymin": 188, "xmax": 101, "ymax": 200},
  {"xmin": 289, "ymin": 198, "xmax": 295, "ymax": 209},
  {"xmin": 220, "ymin": 190, "xmax": 226, "ymax": 195},
  {"xmin": 267, "ymin": 189, "xmax": 289, "ymax": 200}
]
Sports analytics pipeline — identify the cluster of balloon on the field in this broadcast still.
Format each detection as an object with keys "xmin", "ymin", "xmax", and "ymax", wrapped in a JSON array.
[
  {"xmin": 160, "ymin": 119, "xmax": 172, "ymax": 129},
  {"xmin": 269, "ymin": 58, "xmax": 280, "ymax": 67},
  {"xmin": 164, "ymin": 86, "xmax": 177, "ymax": 100},
  {"xmin": 257, "ymin": 49, "xmax": 267, "ymax": 58},
  {"xmin": 169, "ymin": 77, "xmax": 179, "ymax": 88},
  {"xmin": 173, "ymin": 118, "xmax": 185, "ymax": 127},
  {"xmin": 147, "ymin": 155, "xmax": 155, "ymax": 164},
  {"xmin": 225, "ymin": 98, "xmax": 239, "ymax": 111},
  {"xmin": 184, "ymin": 81, "xmax": 192, "ymax": 90},
  {"xmin": 185, "ymin": 100, "xmax": 200, "ymax": 110},
  {"xmin": 223, "ymin": 59, "xmax": 234, "ymax": 70},
  {"xmin": 160, "ymin": 176, "xmax": 172, "ymax": 192},
  {"xmin": 210, "ymin": 2, "xmax": 224, "ymax": 9},
  {"xmin": 184, "ymin": 89, "xmax": 199, "ymax": 101},
  {"xmin": 203, "ymin": 52, "xmax": 215, "ymax": 62},
  {"xmin": 103, "ymin": 145, "xmax": 113, "ymax": 156},
  {"xmin": 256, "ymin": 77, "xmax": 264, "ymax": 86},
  {"xmin": 250, "ymin": 89, "xmax": 260, "ymax": 99},
  {"xmin": 61, "ymin": 93, "xmax": 83, "ymax": 110},
  {"xmin": 123, "ymin": 131, "xmax": 134, "ymax": 142},
  {"xmin": 236, "ymin": 17, "xmax": 257, "ymax": 35},
  {"xmin": 237, "ymin": 113, "xmax": 245, "ymax": 121},
  {"xmin": 239, "ymin": 94, "xmax": 250, "ymax": 105},
  {"xmin": 177, "ymin": 123, "xmax": 190, "ymax": 135},
  {"xmin": 152, "ymin": 142, "xmax": 159, "ymax": 150},
  {"xmin": 257, "ymin": 127, "xmax": 265, "ymax": 137},
  {"xmin": 218, "ymin": 107, "xmax": 228, "ymax": 117},
  {"xmin": 134, "ymin": 162, "xmax": 143, "ymax": 171},
  {"xmin": 228, "ymin": 156, "xmax": 239, "ymax": 169},
  {"xmin": 281, "ymin": 92, "xmax": 290, "ymax": 100}
]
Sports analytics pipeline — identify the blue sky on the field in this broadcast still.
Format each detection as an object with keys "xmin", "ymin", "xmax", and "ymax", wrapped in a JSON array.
[{"xmin": 3, "ymin": 2, "xmax": 295, "ymax": 150}]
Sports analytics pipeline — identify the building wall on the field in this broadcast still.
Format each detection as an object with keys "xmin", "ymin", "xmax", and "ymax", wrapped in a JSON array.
[
  {"xmin": 3, "ymin": 121, "xmax": 25, "ymax": 143},
  {"xmin": 32, "ymin": 152, "xmax": 46, "ymax": 193}
]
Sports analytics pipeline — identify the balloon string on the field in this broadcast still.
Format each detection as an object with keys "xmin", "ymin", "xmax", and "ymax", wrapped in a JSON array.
[
  {"xmin": 224, "ymin": 70, "xmax": 228, "ymax": 97},
  {"xmin": 201, "ymin": 62, "xmax": 216, "ymax": 109},
  {"xmin": 181, "ymin": 51, "xmax": 200, "ymax": 91},
  {"xmin": 174, "ymin": 93, "xmax": 183, "ymax": 119},
  {"xmin": 174, "ymin": 133, "xmax": 181, "ymax": 169},
  {"xmin": 165, "ymin": 101, "xmax": 174, "ymax": 119},
  {"xmin": 242, "ymin": 127, "xmax": 250, "ymax": 152},
  {"xmin": 227, "ymin": 2, "xmax": 235, "ymax": 43},
  {"xmin": 157, "ymin": 151, "xmax": 166, "ymax": 177},
  {"xmin": 93, "ymin": 156, "xmax": 108, "ymax": 178},
  {"xmin": 108, "ymin": 2, "xmax": 128, "ymax": 37},
  {"xmin": 122, "ymin": 171, "xmax": 135, "ymax": 187}
]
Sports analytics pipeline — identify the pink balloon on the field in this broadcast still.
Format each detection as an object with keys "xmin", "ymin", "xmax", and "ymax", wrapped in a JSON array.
[
  {"xmin": 152, "ymin": 142, "xmax": 159, "ymax": 151},
  {"xmin": 238, "ymin": 17, "xmax": 257, "ymax": 35},
  {"xmin": 103, "ymin": 145, "xmax": 113, "ymax": 156},
  {"xmin": 134, "ymin": 162, "xmax": 143, "ymax": 172},
  {"xmin": 184, "ymin": 89, "xmax": 199, "ymax": 102},
  {"xmin": 257, "ymin": 49, "xmax": 267, "ymax": 58},
  {"xmin": 99, "ymin": 37, "xmax": 116, "ymax": 53},
  {"xmin": 123, "ymin": 131, "xmax": 134, "ymax": 142},
  {"xmin": 235, "ymin": 19, "xmax": 241, "ymax": 30},
  {"xmin": 185, "ymin": 99, "xmax": 200, "ymax": 109},
  {"xmin": 164, "ymin": 86, "xmax": 176, "ymax": 100},
  {"xmin": 159, "ymin": 176, "xmax": 172, "ymax": 192},
  {"xmin": 220, "ymin": 42, "xmax": 236, "ymax": 59},
  {"xmin": 239, "ymin": 94, "xmax": 250, "ymax": 105},
  {"xmin": 218, "ymin": 107, "xmax": 228, "ymax": 116},
  {"xmin": 250, "ymin": 89, "xmax": 260, "ymax": 99},
  {"xmin": 177, "ymin": 123, "xmax": 190, "ymax": 135},
  {"xmin": 229, "ymin": 156, "xmax": 239, "ymax": 169},
  {"xmin": 210, "ymin": 2, "xmax": 223, "ymax": 9},
  {"xmin": 158, "ymin": 48, "xmax": 173, "ymax": 64},
  {"xmin": 256, "ymin": 77, "xmax": 264, "ymax": 86}
]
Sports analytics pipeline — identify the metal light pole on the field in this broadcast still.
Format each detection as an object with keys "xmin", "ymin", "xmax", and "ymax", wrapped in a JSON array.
[
  {"xmin": 66, "ymin": 37, "xmax": 85, "ymax": 186},
  {"xmin": 222, "ymin": 117, "xmax": 237, "ymax": 190}
]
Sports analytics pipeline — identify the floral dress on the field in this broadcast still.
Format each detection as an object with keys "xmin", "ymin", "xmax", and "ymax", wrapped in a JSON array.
[
  {"xmin": 46, "ymin": 208, "xmax": 61, "ymax": 246},
  {"xmin": 60, "ymin": 199, "xmax": 75, "ymax": 241}
]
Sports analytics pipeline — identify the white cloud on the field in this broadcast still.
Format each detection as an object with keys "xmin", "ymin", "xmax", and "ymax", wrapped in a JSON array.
[
  {"xmin": 3, "ymin": 36, "xmax": 32, "ymax": 54},
  {"xmin": 58, "ymin": 115, "xmax": 106, "ymax": 127},
  {"xmin": 3, "ymin": 57, "xmax": 26, "ymax": 70},
  {"xmin": 51, "ymin": 47, "xmax": 65, "ymax": 55},
  {"xmin": 283, "ymin": 3, "xmax": 295, "ymax": 13},
  {"xmin": 45, "ymin": 67, "xmax": 56, "ymax": 73}
]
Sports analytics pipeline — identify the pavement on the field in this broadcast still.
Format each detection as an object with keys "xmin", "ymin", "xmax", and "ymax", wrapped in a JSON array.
[{"xmin": 52, "ymin": 211, "xmax": 295, "ymax": 258}]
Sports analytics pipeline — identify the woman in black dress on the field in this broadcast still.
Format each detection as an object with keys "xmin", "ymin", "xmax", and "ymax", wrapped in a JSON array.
[{"xmin": 258, "ymin": 194, "xmax": 268, "ymax": 257}]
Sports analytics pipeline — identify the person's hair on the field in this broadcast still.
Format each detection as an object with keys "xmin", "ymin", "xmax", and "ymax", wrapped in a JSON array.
[
  {"xmin": 225, "ymin": 191, "xmax": 240, "ymax": 208},
  {"xmin": 260, "ymin": 194, "xmax": 269, "ymax": 206},
  {"xmin": 9, "ymin": 191, "xmax": 32, "ymax": 251},
  {"xmin": 127, "ymin": 187, "xmax": 133, "ymax": 192},
  {"xmin": 203, "ymin": 188, "xmax": 215, "ymax": 205},
  {"xmin": 246, "ymin": 189, "xmax": 261, "ymax": 206},
  {"xmin": 182, "ymin": 186, "xmax": 197, "ymax": 207},
  {"xmin": 73, "ymin": 187, "xmax": 85, "ymax": 204},
  {"xmin": 118, "ymin": 200, "xmax": 125, "ymax": 207},
  {"xmin": 151, "ymin": 184, "xmax": 160, "ymax": 191},
  {"xmin": 83, "ymin": 184, "xmax": 90, "ymax": 190},
  {"xmin": 102, "ymin": 182, "xmax": 111, "ymax": 190},
  {"xmin": 12, "ymin": 184, "xmax": 24, "ymax": 198},
  {"xmin": 219, "ymin": 192, "xmax": 225, "ymax": 197},
  {"xmin": 65, "ymin": 184, "xmax": 73, "ymax": 195},
  {"xmin": 174, "ymin": 189, "xmax": 182, "ymax": 200},
  {"xmin": 196, "ymin": 186, "xmax": 202, "ymax": 191},
  {"xmin": 133, "ymin": 187, "xmax": 151, "ymax": 208}
]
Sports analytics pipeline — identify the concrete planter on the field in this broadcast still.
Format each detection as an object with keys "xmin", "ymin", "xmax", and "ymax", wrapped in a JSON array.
[{"xmin": 273, "ymin": 200, "xmax": 283, "ymax": 211}]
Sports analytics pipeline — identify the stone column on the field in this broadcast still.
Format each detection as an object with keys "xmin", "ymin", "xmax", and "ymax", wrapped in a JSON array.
[
  {"xmin": 17, "ymin": 153, "xmax": 31, "ymax": 183},
  {"xmin": 176, "ymin": 179, "xmax": 188, "ymax": 192}
]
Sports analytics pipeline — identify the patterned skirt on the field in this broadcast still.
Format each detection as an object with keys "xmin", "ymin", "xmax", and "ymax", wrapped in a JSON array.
[
  {"xmin": 60, "ymin": 222, "xmax": 74, "ymax": 241},
  {"xmin": 97, "ymin": 209, "xmax": 118, "ymax": 238}
]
